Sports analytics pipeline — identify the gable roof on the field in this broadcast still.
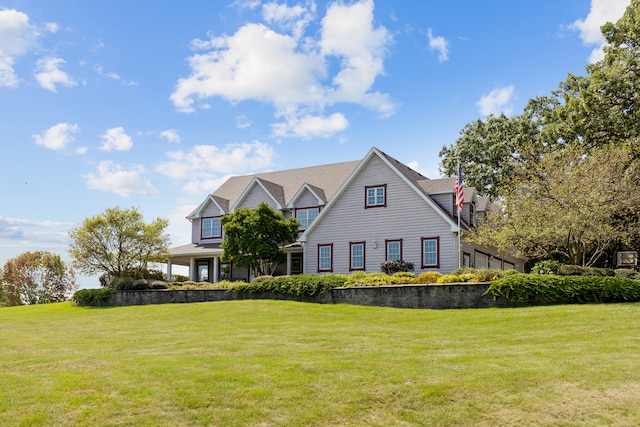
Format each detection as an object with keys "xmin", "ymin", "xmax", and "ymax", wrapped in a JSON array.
[
  {"xmin": 188, "ymin": 160, "xmax": 360, "ymax": 218},
  {"xmin": 299, "ymin": 147, "xmax": 461, "ymax": 241}
]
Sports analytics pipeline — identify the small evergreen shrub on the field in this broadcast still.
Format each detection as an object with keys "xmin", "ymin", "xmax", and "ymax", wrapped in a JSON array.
[
  {"xmin": 557, "ymin": 265, "xmax": 584, "ymax": 276},
  {"xmin": 72, "ymin": 288, "xmax": 113, "ymax": 305},
  {"xmin": 252, "ymin": 275, "xmax": 273, "ymax": 283},
  {"xmin": 615, "ymin": 269, "xmax": 640, "ymax": 279},
  {"xmin": 414, "ymin": 271, "xmax": 443, "ymax": 284},
  {"xmin": 380, "ymin": 260, "xmax": 414, "ymax": 275}
]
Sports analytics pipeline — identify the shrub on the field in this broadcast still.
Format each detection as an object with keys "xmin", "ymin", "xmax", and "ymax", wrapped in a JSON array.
[
  {"xmin": 450, "ymin": 267, "xmax": 506, "ymax": 282},
  {"xmin": 392, "ymin": 272, "xmax": 416, "ymax": 283},
  {"xmin": 414, "ymin": 271, "xmax": 443, "ymax": 284},
  {"xmin": 233, "ymin": 274, "xmax": 346, "ymax": 297},
  {"xmin": 557, "ymin": 265, "xmax": 585, "ymax": 276},
  {"xmin": 168, "ymin": 274, "xmax": 189, "ymax": 283},
  {"xmin": 486, "ymin": 273, "xmax": 640, "ymax": 304},
  {"xmin": 532, "ymin": 260, "xmax": 564, "ymax": 275},
  {"xmin": 112, "ymin": 277, "xmax": 137, "ymax": 290},
  {"xmin": 168, "ymin": 281, "xmax": 239, "ymax": 290},
  {"xmin": 615, "ymin": 269, "xmax": 640, "ymax": 279},
  {"xmin": 252, "ymin": 275, "xmax": 273, "ymax": 283},
  {"xmin": 436, "ymin": 274, "xmax": 465, "ymax": 284},
  {"xmin": 380, "ymin": 260, "xmax": 414, "ymax": 275},
  {"xmin": 72, "ymin": 288, "xmax": 112, "ymax": 305},
  {"xmin": 582, "ymin": 267, "xmax": 615, "ymax": 277}
]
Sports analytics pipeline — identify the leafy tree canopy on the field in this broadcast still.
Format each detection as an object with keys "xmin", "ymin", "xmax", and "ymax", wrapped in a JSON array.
[
  {"xmin": 1, "ymin": 251, "xmax": 78, "ymax": 306},
  {"xmin": 68, "ymin": 206, "xmax": 169, "ymax": 281},
  {"xmin": 221, "ymin": 202, "xmax": 300, "ymax": 277},
  {"xmin": 440, "ymin": 0, "xmax": 640, "ymax": 266}
]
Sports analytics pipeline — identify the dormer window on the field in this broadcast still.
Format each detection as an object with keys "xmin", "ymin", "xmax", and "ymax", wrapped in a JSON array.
[
  {"xmin": 365, "ymin": 184, "xmax": 386, "ymax": 208},
  {"xmin": 295, "ymin": 207, "xmax": 320, "ymax": 231},
  {"xmin": 202, "ymin": 217, "xmax": 221, "ymax": 239}
]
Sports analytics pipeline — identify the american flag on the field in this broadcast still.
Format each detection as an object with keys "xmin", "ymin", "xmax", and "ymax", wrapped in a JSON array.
[{"xmin": 454, "ymin": 164, "xmax": 464, "ymax": 214}]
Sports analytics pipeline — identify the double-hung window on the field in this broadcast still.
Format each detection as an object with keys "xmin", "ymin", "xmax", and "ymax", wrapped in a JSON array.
[
  {"xmin": 422, "ymin": 237, "xmax": 440, "ymax": 268},
  {"xmin": 365, "ymin": 184, "xmax": 386, "ymax": 208},
  {"xmin": 350, "ymin": 242, "xmax": 365, "ymax": 271},
  {"xmin": 318, "ymin": 244, "xmax": 333, "ymax": 272},
  {"xmin": 202, "ymin": 217, "xmax": 221, "ymax": 239},
  {"xmin": 386, "ymin": 240, "xmax": 402, "ymax": 261},
  {"xmin": 295, "ymin": 207, "xmax": 319, "ymax": 231}
]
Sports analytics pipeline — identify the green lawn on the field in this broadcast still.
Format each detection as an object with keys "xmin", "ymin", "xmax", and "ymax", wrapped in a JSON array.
[{"xmin": 1, "ymin": 301, "xmax": 640, "ymax": 426}]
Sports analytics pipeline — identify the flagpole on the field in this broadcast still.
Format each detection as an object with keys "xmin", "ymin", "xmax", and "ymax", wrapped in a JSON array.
[{"xmin": 457, "ymin": 159, "xmax": 462, "ymax": 270}]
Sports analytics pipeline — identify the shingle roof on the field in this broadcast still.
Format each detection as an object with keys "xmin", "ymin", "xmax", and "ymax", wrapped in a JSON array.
[{"xmin": 211, "ymin": 160, "xmax": 361, "ymax": 209}]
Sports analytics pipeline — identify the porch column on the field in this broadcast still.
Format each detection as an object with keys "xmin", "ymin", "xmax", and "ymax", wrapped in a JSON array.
[
  {"xmin": 286, "ymin": 252, "xmax": 292, "ymax": 276},
  {"xmin": 167, "ymin": 259, "xmax": 173, "ymax": 282},
  {"xmin": 189, "ymin": 258, "xmax": 196, "ymax": 281},
  {"xmin": 213, "ymin": 257, "xmax": 219, "ymax": 283}
]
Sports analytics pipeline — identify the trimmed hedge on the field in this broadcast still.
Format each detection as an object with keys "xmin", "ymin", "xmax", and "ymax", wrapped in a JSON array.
[
  {"xmin": 72, "ymin": 288, "xmax": 113, "ymax": 305},
  {"xmin": 486, "ymin": 273, "xmax": 640, "ymax": 304},
  {"xmin": 233, "ymin": 274, "xmax": 347, "ymax": 297}
]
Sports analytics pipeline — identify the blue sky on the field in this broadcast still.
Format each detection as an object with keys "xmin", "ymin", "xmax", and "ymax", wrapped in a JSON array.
[{"xmin": 0, "ymin": 0, "xmax": 631, "ymax": 288}]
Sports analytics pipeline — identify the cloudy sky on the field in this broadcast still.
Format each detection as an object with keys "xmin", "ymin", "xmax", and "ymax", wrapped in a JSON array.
[{"xmin": 0, "ymin": 0, "xmax": 631, "ymax": 287}]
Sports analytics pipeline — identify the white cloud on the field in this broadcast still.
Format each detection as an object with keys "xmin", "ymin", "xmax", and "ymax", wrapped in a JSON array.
[
  {"xmin": 570, "ymin": 0, "xmax": 631, "ymax": 63},
  {"xmin": 236, "ymin": 115, "xmax": 252, "ymax": 129},
  {"xmin": 84, "ymin": 161, "xmax": 158, "ymax": 197},
  {"xmin": 0, "ymin": 216, "xmax": 73, "ymax": 245},
  {"xmin": 262, "ymin": 1, "xmax": 316, "ymax": 40},
  {"xmin": 427, "ymin": 28, "xmax": 449, "ymax": 62},
  {"xmin": 272, "ymin": 112, "xmax": 348, "ymax": 138},
  {"xmin": 33, "ymin": 122, "xmax": 80, "ymax": 150},
  {"xmin": 157, "ymin": 141, "xmax": 276, "ymax": 194},
  {"xmin": 171, "ymin": 0, "xmax": 395, "ymax": 139},
  {"xmin": 476, "ymin": 85, "xmax": 515, "ymax": 117},
  {"xmin": 99, "ymin": 127, "xmax": 133, "ymax": 151},
  {"xmin": 34, "ymin": 57, "xmax": 77, "ymax": 91},
  {"xmin": 160, "ymin": 129, "xmax": 181, "ymax": 143},
  {"xmin": 0, "ymin": 9, "xmax": 40, "ymax": 87}
]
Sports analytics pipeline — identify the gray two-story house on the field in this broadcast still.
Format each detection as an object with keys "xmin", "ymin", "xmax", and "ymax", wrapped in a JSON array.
[{"xmin": 167, "ymin": 147, "xmax": 524, "ymax": 282}]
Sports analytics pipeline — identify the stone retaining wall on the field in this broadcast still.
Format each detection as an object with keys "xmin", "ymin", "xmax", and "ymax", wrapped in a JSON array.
[{"xmin": 103, "ymin": 283, "xmax": 523, "ymax": 309}]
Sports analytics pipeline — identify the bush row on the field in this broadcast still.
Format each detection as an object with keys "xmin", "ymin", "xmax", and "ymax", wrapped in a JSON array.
[
  {"xmin": 486, "ymin": 274, "xmax": 640, "ymax": 304},
  {"xmin": 531, "ymin": 260, "xmax": 639, "ymax": 279},
  {"xmin": 233, "ymin": 274, "xmax": 347, "ymax": 297}
]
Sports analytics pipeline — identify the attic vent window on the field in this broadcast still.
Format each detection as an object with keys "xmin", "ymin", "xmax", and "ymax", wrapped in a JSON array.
[{"xmin": 365, "ymin": 184, "xmax": 387, "ymax": 208}]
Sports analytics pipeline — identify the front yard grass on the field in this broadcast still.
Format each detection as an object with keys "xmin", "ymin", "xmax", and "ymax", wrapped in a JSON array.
[{"xmin": 1, "ymin": 300, "xmax": 640, "ymax": 426}]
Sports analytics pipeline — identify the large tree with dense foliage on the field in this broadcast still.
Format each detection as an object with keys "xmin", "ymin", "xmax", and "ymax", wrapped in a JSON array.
[
  {"xmin": 68, "ymin": 206, "xmax": 169, "ymax": 281},
  {"xmin": 0, "ymin": 251, "xmax": 78, "ymax": 306},
  {"xmin": 469, "ymin": 147, "xmax": 640, "ymax": 266},
  {"xmin": 440, "ymin": 0, "xmax": 640, "ymax": 266},
  {"xmin": 221, "ymin": 202, "xmax": 300, "ymax": 277}
]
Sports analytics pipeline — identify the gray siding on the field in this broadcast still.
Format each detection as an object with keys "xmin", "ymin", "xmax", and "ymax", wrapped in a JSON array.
[
  {"xmin": 304, "ymin": 156, "xmax": 458, "ymax": 275},
  {"xmin": 237, "ymin": 185, "xmax": 278, "ymax": 210},
  {"xmin": 295, "ymin": 188, "xmax": 321, "ymax": 208},
  {"xmin": 191, "ymin": 199, "xmax": 225, "ymax": 245}
]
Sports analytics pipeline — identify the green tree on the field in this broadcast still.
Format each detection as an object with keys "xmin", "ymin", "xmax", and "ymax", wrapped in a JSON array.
[
  {"xmin": 469, "ymin": 146, "xmax": 640, "ymax": 266},
  {"xmin": 68, "ymin": 206, "xmax": 169, "ymax": 282},
  {"xmin": 440, "ymin": 96, "xmax": 562, "ymax": 197},
  {"xmin": 1, "ymin": 251, "xmax": 78, "ymax": 306},
  {"xmin": 221, "ymin": 202, "xmax": 300, "ymax": 277}
]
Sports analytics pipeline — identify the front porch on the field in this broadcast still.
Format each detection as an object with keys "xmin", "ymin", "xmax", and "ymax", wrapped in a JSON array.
[{"xmin": 167, "ymin": 242, "xmax": 304, "ymax": 283}]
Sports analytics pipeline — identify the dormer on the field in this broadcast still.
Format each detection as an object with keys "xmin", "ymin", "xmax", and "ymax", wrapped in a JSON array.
[
  {"xmin": 187, "ymin": 195, "xmax": 229, "ymax": 244},
  {"xmin": 288, "ymin": 183, "xmax": 327, "ymax": 231},
  {"xmin": 232, "ymin": 177, "xmax": 285, "ymax": 211}
]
